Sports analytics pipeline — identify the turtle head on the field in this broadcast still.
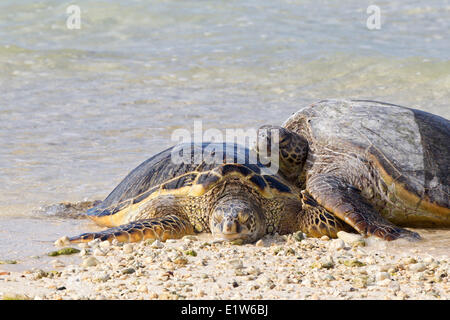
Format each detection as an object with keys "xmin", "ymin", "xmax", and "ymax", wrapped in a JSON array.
[
  {"xmin": 210, "ymin": 196, "xmax": 265, "ymax": 243},
  {"xmin": 257, "ymin": 125, "xmax": 308, "ymax": 182}
]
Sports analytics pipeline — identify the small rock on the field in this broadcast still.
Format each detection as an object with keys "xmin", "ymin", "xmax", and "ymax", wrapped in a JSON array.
[
  {"xmin": 54, "ymin": 236, "xmax": 70, "ymax": 247},
  {"xmin": 122, "ymin": 268, "xmax": 135, "ymax": 275},
  {"xmin": 229, "ymin": 259, "xmax": 244, "ymax": 269},
  {"xmin": 402, "ymin": 257, "xmax": 417, "ymax": 265},
  {"xmin": 409, "ymin": 263, "xmax": 426, "ymax": 272},
  {"xmin": 123, "ymin": 243, "xmax": 134, "ymax": 254},
  {"xmin": 255, "ymin": 239, "xmax": 265, "ymax": 247},
  {"xmin": 31, "ymin": 269, "xmax": 48, "ymax": 280},
  {"xmin": 423, "ymin": 257, "xmax": 434, "ymax": 264},
  {"xmin": 138, "ymin": 285, "xmax": 148, "ymax": 293},
  {"xmin": 231, "ymin": 239, "xmax": 244, "ymax": 245},
  {"xmin": 174, "ymin": 257, "xmax": 188, "ymax": 266},
  {"xmin": 388, "ymin": 281, "xmax": 400, "ymax": 292},
  {"xmin": 247, "ymin": 266, "xmax": 261, "ymax": 276},
  {"xmin": 184, "ymin": 250, "xmax": 197, "ymax": 257},
  {"xmin": 148, "ymin": 292, "xmax": 159, "ymax": 299},
  {"xmin": 330, "ymin": 239, "xmax": 345, "ymax": 250},
  {"xmin": 81, "ymin": 257, "xmax": 99, "ymax": 267},
  {"xmin": 320, "ymin": 235, "xmax": 330, "ymax": 241},
  {"xmin": 88, "ymin": 238, "xmax": 101, "ymax": 247},
  {"xmin": 342, "ymin": 259, "xmax": 366, "ymax": 267},
  {"xmin": 94, "ymin": 272, "xmax": 110, "ymax": 282},
  {"xmin": 285, "ymin": 248, "xmax": 295, "ymax": 256},
  {"xmin": 322, "ymin": 274, "xmax": 336, "ymax": 281},
  {"xmin": 183, "ymin": 235, "xmax": 198, "ymax": 241},
  {"xmin": 353, "ymin": 276, "xmax": 369, "ymax": 288},
  {"xmin": 312, "ymin": 257, "xmax": 334, "ymax": 269},
  {"xmin": 337, "ymin": 231, "xmax": 365, "ymax": 247},
  {"xmin": 293, "ymin": 231, "xmax": 305, "ymax": 242},
  {"xmin": 99, "ymin": 241, "xmax": 111, "ymax": 250},
  {"xmin": 79, "ymin": 249, "xmax": 89, "ymax": 256},
  {"xmin": 93, "ymin": 248, "xmax": 105, "ymax": 256},
  {"xmin": 151, "ymin": 240, "xmax": 164, "ymax": 249},
  {"xmin": 196, "ymin": 290, "xmax": 206, "ymax": 297}
]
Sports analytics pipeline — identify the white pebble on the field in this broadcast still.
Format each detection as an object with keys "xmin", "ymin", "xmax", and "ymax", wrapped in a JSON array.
[
  {"xmin": 337, "ymin": 231, "xmax": 365, "ymax": 246},
  {"xmin": 255, "ymin": 239, "xmax": 266, "ymax": 247},
  {"xmin": 229, "ymin": 259, "xmax": 244, "ymax": 269},
  {"xmin": 123, "ymin": 243, "xmax": 134, "ymax": 254},
  {"xmin": 330, "ymin": 239, "xmax": 345, "ymax": 250},
  {"xmin": 81, "ymin": 257, "xmax": 99, "ymax": 267},
  {"xmin": 151, "ymin": 240, "xmax": 164, "ymax": 249},
  {"xmin": 423, "ymin": 257, "xmax": 434, "ymax": 264},
  {"xmin": 409, "ymin": 263, "xmax": 426, "ymax": 272},
  {"xmin": 93, "ymin": 248, "xmax": 105, "ymax": 256},
  {"xmin": 99, "ymin": 241, "xmax": 111, "ymax": 250},
  {"xmin": 138, "ymin": 285, "xmax": 148, "ymax": 293},
  {"xmin": 94, "ymin": 272, "xmax": 110, "ymax": 282},
  {"xmin": 54, "ymin": 236, "xmax": 70, "ymax": 247}
]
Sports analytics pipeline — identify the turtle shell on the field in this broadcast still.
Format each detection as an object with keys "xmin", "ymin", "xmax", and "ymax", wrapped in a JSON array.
[
  {"xmin": 283, "ymin": 99, "xmax": 450, "ymax": 219},
  {"xmin": 86, "ymin": 142, "xmax": 295, "ymax": 225}
]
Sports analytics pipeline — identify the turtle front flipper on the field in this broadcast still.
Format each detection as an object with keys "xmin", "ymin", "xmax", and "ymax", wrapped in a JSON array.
[
  {"xmin": 68, "ymin": 215, "xmax": 195, "ymax": 243},
  {"xmin": 306, "ymin": 174, "xmax": 421, "ymax": 241},
  {"xmin": 299, "ymin": 190, "xmax": 353, "ymax": 238}
]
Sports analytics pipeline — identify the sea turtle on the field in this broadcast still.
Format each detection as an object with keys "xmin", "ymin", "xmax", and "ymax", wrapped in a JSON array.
[
  {"xmin": 68, "ymin": 142, "xmax": 350, "ymax": 243},
  {"xmin": 258, "ymin": 99, "xmax": 449, "ymax": 240}
]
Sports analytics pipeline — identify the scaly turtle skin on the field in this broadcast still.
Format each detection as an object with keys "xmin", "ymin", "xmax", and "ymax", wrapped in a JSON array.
[
  {"xmin": 68, "ymin": 143, "xmax": 350, "ymax": 243},
  {"xmin": 259, "ymin": 99, "xmax": 449, "ymax": 241}
]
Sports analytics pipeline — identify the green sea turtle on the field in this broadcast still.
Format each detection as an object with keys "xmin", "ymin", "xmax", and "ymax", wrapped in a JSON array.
[
  {"xmin": 258, "ymin": 99, "xmax": 449, "ymax": 240},
  {"xmin": 68, "ymin": 142, "xmax": 350, "ymax": 243}
]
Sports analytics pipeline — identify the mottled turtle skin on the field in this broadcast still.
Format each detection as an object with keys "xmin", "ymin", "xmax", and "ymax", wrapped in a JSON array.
[
  {"xmin": 69, "ymin": 143, "xmax": 349, "ymax": 243},
  {"xmin": 260, "ymin": 99, "xmax": 449, "ymax": 240}
]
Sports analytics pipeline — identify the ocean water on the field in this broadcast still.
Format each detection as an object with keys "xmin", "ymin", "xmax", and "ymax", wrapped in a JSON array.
[{"xmin": 0, "ymin": 0, "xmax": 449, "ymax": 265}]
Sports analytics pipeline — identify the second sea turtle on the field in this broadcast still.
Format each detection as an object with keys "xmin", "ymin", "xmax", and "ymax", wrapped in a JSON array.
[{"xmin": 258, "ymin": 99, "xmax": 449, "ymax": 240}]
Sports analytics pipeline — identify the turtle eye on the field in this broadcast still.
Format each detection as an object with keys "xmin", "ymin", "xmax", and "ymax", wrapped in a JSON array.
[{"xmin": 238, "ymin": 211, "xmax": 249, "ymax": 224}]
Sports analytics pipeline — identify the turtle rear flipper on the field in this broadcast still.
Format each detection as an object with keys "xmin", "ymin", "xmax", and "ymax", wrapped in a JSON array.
[
  {"xmin": 69, "ymin": 215, "xmax": 195, "ymax": 243},
  {"xmin": 307, "ymin": 174, "xmax": 421, "ymax": 241}
]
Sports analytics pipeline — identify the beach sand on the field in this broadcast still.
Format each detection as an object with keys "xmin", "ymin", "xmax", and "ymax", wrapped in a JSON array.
[{"xmin": 0, "ymin": 231, "xmax": 448, "ymax": 300}]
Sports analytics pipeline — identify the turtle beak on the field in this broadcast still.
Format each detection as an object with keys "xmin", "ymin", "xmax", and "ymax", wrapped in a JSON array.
[{"xmin": 222, "ymin": 219, "xmax": 239, "ymax": 235}]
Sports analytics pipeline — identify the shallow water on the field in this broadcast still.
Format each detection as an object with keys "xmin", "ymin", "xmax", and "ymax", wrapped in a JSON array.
[{"xmin": 0, "ymin": 0, "xmax": 449, "ymax": 265}]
